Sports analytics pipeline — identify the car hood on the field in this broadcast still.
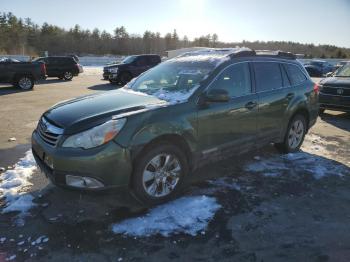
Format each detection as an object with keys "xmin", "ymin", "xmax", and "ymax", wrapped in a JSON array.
[
  {"xmin": 104, "ymin": 63, "xmax": 125, "ymax": 69},
  {"xmin": 320, "ymin": 77, "xmax": 350, "ymax": 87},
  {"xmin": 44, "ymin": 89, "xmax": 165, "ymax": 134}
]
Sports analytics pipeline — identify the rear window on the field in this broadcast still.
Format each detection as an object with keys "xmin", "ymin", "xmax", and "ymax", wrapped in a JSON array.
[
  {"xmin": 284, "ymin": 64, "xmax": 307, "ymax": 85},
  {"xmin": 254, "ymin": 62, "xmax": 283, "ymax": 92}
]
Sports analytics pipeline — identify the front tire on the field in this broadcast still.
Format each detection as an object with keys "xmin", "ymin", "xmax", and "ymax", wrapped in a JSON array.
[
  {"xmin": 132, "ymin": 143, "xmax": 189, "ymax": 206},
  {"xmin": 275, "ymin": 114, "xmax": 307, "ymax": 153},
  {"xmin": 16, "ymin": 75, "xmax": 34, "ymax": 90},
  {"xmin": 119, "ymin": 72, "xmax": 132, "ymax": 86},
  {"xmin": 109, "ymin": 79, "xmax": 119, "ymax": 85}
]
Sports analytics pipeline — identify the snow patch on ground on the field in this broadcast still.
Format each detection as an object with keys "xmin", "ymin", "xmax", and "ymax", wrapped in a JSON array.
[
  {"xmin": 245, "ymin": 134, "xmax": 349, "ymax": 180},
  {"xmin": 0, "ymin": 151, "xmax": 37, "ymax": 217},
  {"xmin": 81, "ymin": 66, "xmax": 103, "ymax": 76},
  {"xmin": 112, "ymin": 196, "xmax": 221, "ymax": 237}
]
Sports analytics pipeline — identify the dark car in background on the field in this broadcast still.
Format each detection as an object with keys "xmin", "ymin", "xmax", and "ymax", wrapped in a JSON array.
[
  {"xmin": 304, "ymin": 60, "xmax": 335, "ymax": 77},
  {"xmin": 32, "ymin": 48, "xmax": 319, "ymax": 205},
  {"xmin": 319, "ymin": 63, "xmax": 350, "ymax": 113},
  {"xmin": 34, "ymin": 56, "xmax": 83, "ymax": 80},
  {"xmin": 103, "ymin": 54, "xmax": 161, "ymax": 85},
  {"xmin": 0, "ymin": 57, "xmax": 46, "ymax": 90}
]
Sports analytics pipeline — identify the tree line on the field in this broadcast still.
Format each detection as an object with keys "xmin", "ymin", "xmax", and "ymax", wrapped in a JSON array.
[{"xmin": 0, "ymin": 12, "xmax": 349, "ymax": 59}]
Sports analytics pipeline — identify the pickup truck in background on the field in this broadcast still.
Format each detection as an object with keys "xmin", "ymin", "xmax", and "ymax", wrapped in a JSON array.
[{"xmin": 0, "ymin": 57, "xmax": 46, "ymax": 90}]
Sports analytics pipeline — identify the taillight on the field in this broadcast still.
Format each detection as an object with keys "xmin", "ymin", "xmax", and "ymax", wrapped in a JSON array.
[
  {"xmin": 40, "ymin": 63, "xmax": 46, "ymax": 75},
  {"xmin": 313, "ymin": 83, "xmax": 319, "ymax": 94}
]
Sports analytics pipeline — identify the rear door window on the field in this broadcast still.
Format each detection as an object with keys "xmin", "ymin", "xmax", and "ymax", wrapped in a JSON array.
[
  {"xmin": 254, "ymin": 62, "xmax": 283, "ymax": 92},
  {"xmin": 284, "ymin": 64, "xmax": 307, "ymax": 85},
  {"xmin": 209, "ymin": 62, "xmax": 251, "ymax": 98}
]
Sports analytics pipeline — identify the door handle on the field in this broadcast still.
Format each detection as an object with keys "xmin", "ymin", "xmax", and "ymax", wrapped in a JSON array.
[
  {"xmin": 245, "ymin": 101, "xmax": 257, "ymax": 110},
  {"xmin": 286, "ymin": 93, "xmax": 294, "ymax": 99}
]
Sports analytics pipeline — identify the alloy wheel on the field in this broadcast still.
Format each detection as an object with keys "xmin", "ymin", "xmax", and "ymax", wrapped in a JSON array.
[
  {"xmin": 18, "ymin": 77, "xmax": 32, "ymax": 90},
  {"xmin": 142, "ymin": 153, "xmax": 181, "ymax": 198},
  {"xmin": 64, "ymin": 71, "xmax": 73, "ymax": 80},
  {"xmin": 288, "ymin": 119, "xmax": 304, "ymax": 149}
]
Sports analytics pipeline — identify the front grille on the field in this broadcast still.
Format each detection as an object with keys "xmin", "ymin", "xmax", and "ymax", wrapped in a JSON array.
[
  {"xmin": 37, "ymin": 117, "xmax": 63, "ymax": 146},
  {"xmin": 321, "ymin": 86, "xmax": 350, "ymax": 96}
]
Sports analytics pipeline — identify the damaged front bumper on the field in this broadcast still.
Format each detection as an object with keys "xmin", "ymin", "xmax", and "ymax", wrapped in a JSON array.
[{"xmin": 31, "ymin": 130, "xmax": 133, "ymax": 191}]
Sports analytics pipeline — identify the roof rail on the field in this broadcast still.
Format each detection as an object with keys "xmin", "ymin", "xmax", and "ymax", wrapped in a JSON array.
[
  {"xmin": 255, "ymin": 50, "xmax": 296, "ymax": 59},
  {"xmin": 229, "ymin": 48, "xmax": 256, "ymax": 58}
]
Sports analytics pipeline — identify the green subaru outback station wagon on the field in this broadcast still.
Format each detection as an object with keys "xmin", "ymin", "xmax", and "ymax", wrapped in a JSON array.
[{"xmin": 32, "ymin": 48, "xmax": 319, "ymax": 205}]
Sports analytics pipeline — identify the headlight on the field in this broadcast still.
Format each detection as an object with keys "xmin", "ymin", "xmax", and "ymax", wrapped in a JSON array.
[
  {"xmin": 110, "ymin": 68, "xmax": 118, "ymax": 73},
  {"xmin": 62, "ymin": 118, "xmax": 126, "ymax": 149}
]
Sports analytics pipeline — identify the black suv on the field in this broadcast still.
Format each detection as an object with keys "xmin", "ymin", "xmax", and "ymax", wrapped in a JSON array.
[
  {"xmin": 34, "ymin": 56, "xmax": 83, "ymax": 80},
  {"xmin": 319, "ymin": 62, "xmax": 350, "ymax": 113},
  {"xmin": 103, "ymin": 54, "xmax": 161, "ymax": 85}
]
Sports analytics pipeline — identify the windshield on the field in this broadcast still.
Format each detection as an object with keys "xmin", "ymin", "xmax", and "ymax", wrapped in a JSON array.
[
  {"xmin": 334, "ymin": 64, "xmax": 350, "ymax": 77},
  {"xmin": 122, "ymin": 56, "xmax": 137, "ymax": 64},
  {"xmin": 125, "ymin": 60, "xmax": 215, "ymax": 103}
]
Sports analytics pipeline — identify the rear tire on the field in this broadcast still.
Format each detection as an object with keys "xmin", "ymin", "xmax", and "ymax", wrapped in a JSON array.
[
  {"xmin": 131, "ymin": 143, "xmax": 188, "ymax": 206},
  {"xmin": 109, "ymin": 79, "xmax": 119, "ymax": 85},
  {"xmin": 16, "ymin": 75, "xmax": 34, "ymax": 90},
  {"xmin": 275, "ymin": 114, "xmax": 307, "ymax": 154},
  {"xmin": 62, "ymin": 71, "xmax": 73, "ymax": 81}
]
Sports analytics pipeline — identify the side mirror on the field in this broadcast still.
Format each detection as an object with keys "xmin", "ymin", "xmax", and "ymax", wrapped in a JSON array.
[{"xmin": 205, "ymin": 89, "xmax": 230, "ymax": 103}]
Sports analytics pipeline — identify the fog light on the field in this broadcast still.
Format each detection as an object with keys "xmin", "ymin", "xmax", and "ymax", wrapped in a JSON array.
[{"xmin": 65, "ymin": 175, "xmax": 104, "ymax": 189}]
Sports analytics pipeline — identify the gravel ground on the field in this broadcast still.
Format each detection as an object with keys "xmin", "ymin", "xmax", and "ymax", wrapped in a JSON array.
[{"xmin": 0, "ymin": 74, "xmax": 349, "ymax": 261}]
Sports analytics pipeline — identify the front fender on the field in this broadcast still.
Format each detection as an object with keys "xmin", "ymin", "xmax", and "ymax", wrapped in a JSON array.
[{"xmin": 129, "ymin": 119, "xmax": 197, "ymax": 156}]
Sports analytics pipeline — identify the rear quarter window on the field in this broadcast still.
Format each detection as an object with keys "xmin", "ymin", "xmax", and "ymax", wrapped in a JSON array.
[
  {"xmin": 148, "ymin": 56, "xmax": 160, "ymax": 64},
  {"xmin": 284, "ymin": 64, "xmax": 307, "ymax": 86},
  {"xmin": 254, "ymin": 62, "xmax": 283, "ymax": 92}
]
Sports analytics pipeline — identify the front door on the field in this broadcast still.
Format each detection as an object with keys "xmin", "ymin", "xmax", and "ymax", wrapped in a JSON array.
[{"xmin": 197, "ymin": 62, "xmax": 258, "ymax": 160}]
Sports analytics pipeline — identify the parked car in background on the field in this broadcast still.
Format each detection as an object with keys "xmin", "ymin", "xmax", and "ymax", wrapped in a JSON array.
[
  {"xmin": 0, "ymin": 58, "xmax": 46, "ymax": 90},
  {"xmin": 32, "ymin": 48, "xmax": 319, "ymax": 205},
  {"xmin": 103, "ymin": 54, "xmax": 161, "ymax": 85},
  {"xmin": 0, "ymin": 57, "xmax": 20, "ymax": 63},
  {"xmin": 319, "ymin": 63, "xmax": 350, "ymax": 113},
  {"xmin": 33, "ymin": 56, "xmax": 83, "ymax": 80},
  {"xmin": 304, "ymin": 60, "xmax": 334, "ymax": 77},
  {"xmin": 333, "ymin": 61, "xmax": 350, "ymax": 72}
]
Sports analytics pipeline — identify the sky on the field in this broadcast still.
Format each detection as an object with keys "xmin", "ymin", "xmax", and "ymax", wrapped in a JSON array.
[{"xmin": 1, "ymin": 0, "xmax": 350, "ymax": 48}]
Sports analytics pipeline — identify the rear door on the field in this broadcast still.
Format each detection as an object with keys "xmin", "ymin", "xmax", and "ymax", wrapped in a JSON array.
[
  {"xmin": 253, "ymin": 61, "xmax": 292, "ymax": 143},
  {"xmin": 147, "ymin": 56, "xmax": 161, "ymax": 67},
  {"xmin": 0, "ymin": 61, "xmax": 9, "ymax": 81},
  {"xmin": 197, "ymin": 62, "xmax": 258, "ymax": 159},
  {"xmin": 45, "ymin": 57, "xmax": 57, "ymax": 76}
]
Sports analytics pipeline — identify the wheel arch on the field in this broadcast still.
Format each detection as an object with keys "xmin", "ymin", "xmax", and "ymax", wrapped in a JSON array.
[{"xmin": 131, "ymin": 133, "xmax": 194, "ymax": 172}]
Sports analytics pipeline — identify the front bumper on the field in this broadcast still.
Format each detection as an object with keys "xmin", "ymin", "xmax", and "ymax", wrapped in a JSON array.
[
  {"xmin": 319, "ymin": 93, "xmax": 350, "ymax": 112},
  {"xmin": 103, "ymin": 72, "xmax": 111, "ymax": 80},
  {"xmin": 31, "ymin": 130, "xmax": 133, "ymax": 191}
]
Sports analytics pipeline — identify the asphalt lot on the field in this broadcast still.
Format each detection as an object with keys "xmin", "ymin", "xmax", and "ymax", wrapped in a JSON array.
[{"xmin": 0, "ymin": 72, "xmax": 349, "ymax": 261}]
